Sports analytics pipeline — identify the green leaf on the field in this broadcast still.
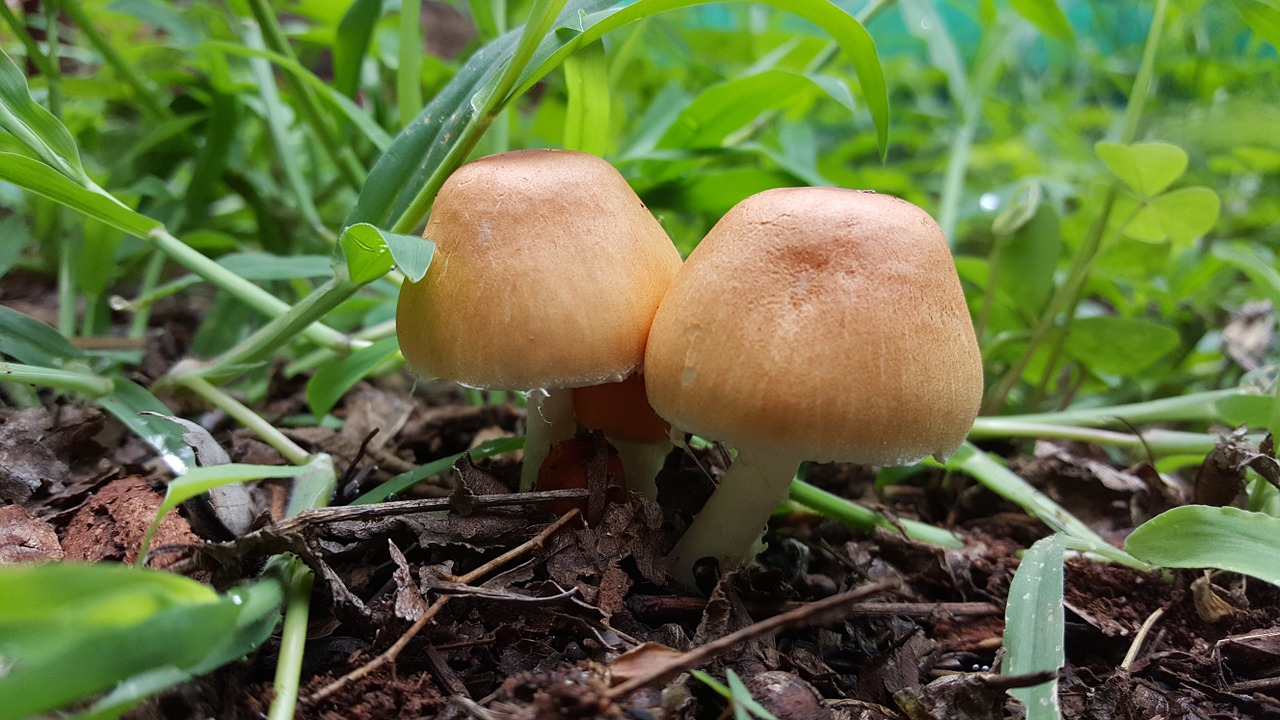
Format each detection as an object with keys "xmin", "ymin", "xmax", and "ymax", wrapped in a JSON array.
[
  {"xmin": 0, "ymin": 214, "xmax": 31, "ymax": 278},
  {"xmin": 0, "ymin": 48, "xmax": 85, "ymax": 181},
  {"xmin": 995, "ymin": 203, "xmax": 1061, "ymax": 315},
  {"xmin": 1125, "ymin": 506, "xmax": 1280, "ymax": 585},
  {"xmin": 0, "ymin": 152, "xmax": 161, "ymax": 237},
  {"xmin": 1213, "ymin": 243, "xmax": 1280, "ymax": 311},
  {"xmin": 0, "ymin": 305, "xmax": 84, "ymax": 366},
  {"xmin": 0, "ymin": 563, "xmax": 284, "ymax": 720},
  {"xmin": 339, "ymin": 222, "xmax": 435, "ymax": 283},
  {"xmin": 351, "ymin": 0, "xmax": 888, "ymax": 232},
  {"xmin": 96, "ymin": 379, "xmax": 199, "ymax": 474},
  {"xmin": 563, "ymin": 40, "xmax": 610, "ymax": 155},
  {"xmin": 726, "ymin": 669, "xmax": 780, "ymax": 720},
  {"xmin": 354, "ymin": 435, "xmax": 525, "ymax": 504},
  {"xmin": 1003, "ymin": 534, "xmax": 1064, "ymax": 720},
  {"xmin": 306, "ymin": 336, "xmax": 401, "ymax": 418},
  {"xmin": 658, "ymin": 69, "xmax": 831, "ymax": 149},
  {"xmin": 218, "ymin": 252, "xmax": 336, "ymax": 281},
  {"xmin": 1064, "ymin": 316, "xmax": 1180, "ymax": 375},
  {"xmin": 1123, "ymin": 187, "xmax": 1221, "ymax": 247},
  {"xmin": 334, "ymin": 0, "xmax": 383, "ymax": 98},
  {"xmin": 1010, "ymin": 0, "xmax": 1075, "ymax": 45},
  {"xmin": 1234, "ymin": 0, "xmax": 1280, "ymax": 48},
  {"xmin": 1095, "ymin": 141, "xmax": 1188, "ymax": 197}
]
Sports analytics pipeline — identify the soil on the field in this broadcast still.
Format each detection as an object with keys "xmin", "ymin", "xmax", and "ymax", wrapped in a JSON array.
[{"xmin": 3, "ymin": 276, "xmax": 1280, "ymax": 719}]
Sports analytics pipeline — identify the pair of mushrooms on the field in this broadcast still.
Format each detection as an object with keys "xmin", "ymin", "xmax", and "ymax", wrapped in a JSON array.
[{"xmin": 396, "ymin": 149, "xmax": 982, "ymax": 587}]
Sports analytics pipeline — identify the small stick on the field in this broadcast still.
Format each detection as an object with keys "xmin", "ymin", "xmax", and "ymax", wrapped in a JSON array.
[
  {"xmin": 1121, "ymin": 604, "xmax": 1166, "ymax": 671},
  {"xmin": 605, "ymin": 580, "xmax": 896, "ymax": 699},
  {"xmin": 306, "ymin": 509, "xmax": 582, "ymax": 703}
]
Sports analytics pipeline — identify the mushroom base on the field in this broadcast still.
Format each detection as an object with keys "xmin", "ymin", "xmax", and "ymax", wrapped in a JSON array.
[{"xmin": 666, "ymin": 448, "xmax": 800, "ymax": 588}]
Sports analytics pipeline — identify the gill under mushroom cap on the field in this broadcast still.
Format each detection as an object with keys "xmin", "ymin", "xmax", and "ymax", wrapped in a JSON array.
[
  {"xmin": 644, "ymin": 187, "xmax": 983, "ymax": 466},
  {"xmin": 396, "ymin": 149, "xmax": 682, "ymax": 390}
]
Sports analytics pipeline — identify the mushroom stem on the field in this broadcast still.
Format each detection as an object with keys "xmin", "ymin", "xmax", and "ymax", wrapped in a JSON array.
[
  {"xmin": 520, "ymin": 388, "xmax": 577, "ymax": 492},
  {"xmin": 612, "ymin": 438, "xmax": 672, "ymax": 501},
  {"xmin": 667, "ymin": 448, "xmax": 800, "ymax": 588}
]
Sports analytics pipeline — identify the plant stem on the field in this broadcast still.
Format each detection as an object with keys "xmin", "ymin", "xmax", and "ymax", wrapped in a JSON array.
[
  {"xmin": 177, "ymin": 373, "xmax": 311, "ymax": 465},
  {"xmin": 1, "ymin": 361, "xmax": 114, "ymax": 395},
  {"xmin": 128, "ymin": 251, "xmax": 168, "ymax": 340},
  {"xmin": 967, "ymin": 421, "xmax": 1246, "ymax": 456},
  {"xmin": 60, "ymin": 0, "xmax": 167, "ymax": 118},
  {"xmin": 789, "ymin": 479, "xmax": 962, "ymax": 547},
  {"xmin": 974, "ymin": 388, "xmax": 1256, "ymax": 429},
  {"xmin": 148, "ymin": 228, "xmax": 352, "ymax": 351},
  {"xmin": 0, "ymin": 4, "xmax": 57, "ymax": 81},
  {"xmin": 267, "ymin": 558, "xmax": 314, "ymax": 720},
  {"xmin": 41, "ymin": 0, "xmax": 63, "ymax": 117}
]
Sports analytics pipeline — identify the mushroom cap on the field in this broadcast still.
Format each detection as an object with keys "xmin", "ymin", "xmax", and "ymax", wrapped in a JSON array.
[
  {"xmin": 644, "ymin": 187, "xmax": 983, "ymax": 466},
  {"xmin": 396, "ymin": 149, "xmax": 683, "ymax": 390}
]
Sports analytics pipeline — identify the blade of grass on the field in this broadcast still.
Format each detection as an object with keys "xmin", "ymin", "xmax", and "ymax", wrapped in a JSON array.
[
  {"xmin": 59, "ymin": 0, "xmax": 167, "ymax": 119},
  {"xmin": 397, "ymin": 0, "xmax": 423, "ymax": 127},
  {"xmin": 353, "ymin": 436, "xmax": 526, "ymax": 504},
  {"xmin": 788, "ymin": 478, "xmax": 963, "ymax": 547},
  {"xmin": 334, "ymin": 0, "xmax": 382, "ymax": 98},
  {"xmin": 1003, "ymin": 534, "xmax": 1064, "ymax": 720},
  {"xmin": 563, "ymin": 40, "xmax": 610, "ymax": 154}
]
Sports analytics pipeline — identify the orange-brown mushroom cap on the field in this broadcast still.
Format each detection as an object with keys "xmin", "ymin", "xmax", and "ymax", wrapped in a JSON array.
[
  {"xmin": 396, "ymin": 149, "xmax": 682, "ymax": 390},
  {"xmin": 644, "ymin": 187, "xmax": 983, "ymax": 466}
]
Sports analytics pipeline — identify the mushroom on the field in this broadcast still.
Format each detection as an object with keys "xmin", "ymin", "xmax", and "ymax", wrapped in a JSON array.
[
  {"xmin": 396, "ymin": 149, "xmax": 682, "ymax": 492},
  {"xmin": 572, "ymin": 373, "xmax": 672, "ymax": 500},
  {"xmin": 643, "ymin": 187, "xmax": 983, "ymax": 586}
]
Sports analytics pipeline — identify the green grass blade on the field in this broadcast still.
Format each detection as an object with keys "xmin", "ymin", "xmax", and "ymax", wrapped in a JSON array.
[
  {"xmin": 788, "ymin": 478, "xmax": 963, "ymax": 547},
  {"xmin": 0, "ymin": 304, "xmax": 84, "ymax": 365},
  {"xmin": 0, "ymin": 47, "xmax": 85, "ymax": 181},
  {"xmin": 396, "ymin": 0, "xmax": 423, "ymax": 127},
  {"xmin": 563, "ymin": 40, "xmax": 610, "ymax": 154},
  {"xmin": 306, "ymin": 336, "xmax": 401, "ymax": 418},
  {"xmin": 0, "ymin": 563, "xmax": 284, "ymax": 720},
  {"xmin": 1004, "ymin": 534, "xmax": 1064, "ymax": 720},
  {"xmin": 1125, "ymin": 506, "xmax": 1280, "ymax": 585},
  {"xmin": 354, "ymin": 435, "xmax": 526, "ymax": 504},
  {"xmin": 0, "ymin": 152, "xmax": 160, "ymax": 237},
  {"xmin": 207, "ymin": 41, "xmax": 392, "ymax": 151},
  {"xmin": 335, "ymin": 0, "xmax": 383, "ymax": 98}
]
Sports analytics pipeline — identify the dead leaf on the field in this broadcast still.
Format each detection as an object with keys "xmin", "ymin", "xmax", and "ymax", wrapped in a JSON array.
[{"xmin": 0, "ymin": 504, "xmax": 63, "ymax": 562}]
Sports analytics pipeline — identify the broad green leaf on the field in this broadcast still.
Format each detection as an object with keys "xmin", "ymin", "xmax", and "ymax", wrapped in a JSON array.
[
  {"xmin": 1010, "ymin": 0, "xmax": 1075, "ymax": 45},
  {"xmin": 563, "ymin": 40, "xmax": 610, "ymax": 155},
  {"xmin": 339, "ymin": 222, "xmax": 435, "ymax": 283},
  {"xmin": 1126, "ymin": 506, "xmax": 1280, "ymax": 585},
  {"xmin": 1123, "ymin": 187, "xmax": 1221, "ymax": 247},
  {"xmin": 1234, "ymin": 0, "xmax": 1280, "ymax": 48},
  {"xmin": 1064, "ymin": 316, "xmax": 1180, "ymax": 375},
  {"xmin": 995, "ymin": 203, "xmax": 1061, "ymax": 315},
  {"xmin": 0, "ymin": 563, "xmax": 284, "ymax": 720},
  {"xmin": 1095, "ymin": 142, "xmax": 1188, "ymax": 197},
  {"xmin": 306, "ymin": 336, "xmax": 401, "ymax": 418},
  {"xmin": 1003, "ymin": 534, "xmax": 1064, "ymax": 720},
  {"xmin": 0, "ymin": 152, "xmax": 161, "ymax": 237},
  {"xmin": 0, "ymin": 305, "xmax": 84, "ymax": 365},
  {"xmin": 334, "ymin": 0, "xmax": 383, "ymax": 97},
  {"xmin": 0, "ymin": 48, "xmax": 85, "ymax": 181}
]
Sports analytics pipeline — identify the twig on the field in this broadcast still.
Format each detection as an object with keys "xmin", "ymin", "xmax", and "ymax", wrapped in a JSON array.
[
  {"xmin": 605, "ymin": 581, "xmax": 896, "ymax": 699},
  {"xmin": 1121, "ymin": 604, "xmax": 1166, "ymax": 671},
  {"xmin": 306, "ymin": 509, "xmax": 582, "ymax": 704}
]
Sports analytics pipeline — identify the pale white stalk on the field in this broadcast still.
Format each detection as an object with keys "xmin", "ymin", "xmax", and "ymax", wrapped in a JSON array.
[
  {"xmin": 519, "ymin": 388, "xmax": 577, "ymax": 491},
  {"xmin": 667, "ymin": 448, "xmax": 800, "ymax": 587},
  {"xmin": 612, "ymin": 437, "xmax": 672, "ymax": 501}
]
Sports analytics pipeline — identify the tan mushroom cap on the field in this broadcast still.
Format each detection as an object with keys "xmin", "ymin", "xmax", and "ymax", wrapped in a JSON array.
[
  {"xmin": 644, "ymin": 187, "xmax": 983, "ymax": 466},
  {"xmin": 396, "ymin": 149, "xmax": 682, "ymax": 390}
]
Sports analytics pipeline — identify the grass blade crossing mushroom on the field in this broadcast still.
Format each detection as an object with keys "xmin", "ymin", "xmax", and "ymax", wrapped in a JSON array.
[
  {"xmin": 395, "ymin": 149, "xmax": 682, "ymax": 494},
  {"xmin": 644, "ymin": 187, "xmax": 983, "ymax": 587}
]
